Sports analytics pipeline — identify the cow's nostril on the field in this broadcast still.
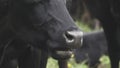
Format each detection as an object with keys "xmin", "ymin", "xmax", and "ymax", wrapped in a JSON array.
[
  {"xmin": 64, "ymin": 31, "xmax": 75, "ymax": 43},
  {"xmin": 63, "ymin": 30, "xmax": 83, "ymax": 46},
  {"xmin": 65, "ymin": 31, "xmax": 75, "ymax": 40}
]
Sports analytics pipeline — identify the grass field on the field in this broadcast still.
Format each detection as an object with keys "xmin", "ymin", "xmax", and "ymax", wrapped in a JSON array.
[
  {"xmin": 47, "ymin": 55, "xmax": 110, "ymax": 68},
  {"xmin": 46, "ymin": 21, "xmax": 111, "ymax": 68}
]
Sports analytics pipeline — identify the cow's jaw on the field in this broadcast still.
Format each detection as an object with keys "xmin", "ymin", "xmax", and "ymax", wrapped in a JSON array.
[{"xmin": 50, "ymin": 49, "xmax": 73, "ymax": 60}]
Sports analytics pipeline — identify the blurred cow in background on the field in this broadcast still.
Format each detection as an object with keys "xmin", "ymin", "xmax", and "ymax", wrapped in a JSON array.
[{"xmin": 74, "ymin": 31, "xmax": 108, "ymax": 68}]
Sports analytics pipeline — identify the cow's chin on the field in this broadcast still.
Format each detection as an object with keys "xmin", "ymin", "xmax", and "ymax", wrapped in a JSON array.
[
  {"xmin": 47, "ymin": 40, "xmax": 74, "ymax": 60},
  {"xmin": 51, "ymin": 50, "xmax": 73, "ymax": 60}
]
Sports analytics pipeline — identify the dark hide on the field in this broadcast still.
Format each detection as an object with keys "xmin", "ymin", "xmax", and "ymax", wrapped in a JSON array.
[
  {"xmin": 0, "ymin": 0, "xmax": 83, "ymax": 68},
  {"xmin": 74, "ymin": 31, "xmax": 108, "ymax": 68},
  {"xmin": 0, "ymin": 0, "xmax": 8, "ymax": 19},
  {"xmin": 0, "ymin": 41, "xmax": 41, "ymax": 68},
  {"xmin": 2, "ymin": 49, "xmax": 68, "ymax": 68}
]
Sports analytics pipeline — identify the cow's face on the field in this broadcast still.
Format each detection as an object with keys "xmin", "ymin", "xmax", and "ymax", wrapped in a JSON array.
[{"xmin": 5, "ymin": 0, "xmax": 83, "ymax": 59}]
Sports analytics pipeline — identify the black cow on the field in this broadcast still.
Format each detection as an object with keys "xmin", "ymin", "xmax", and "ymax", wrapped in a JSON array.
[
  {"xmin": 74, "ymin": 31, "xmax": 108, "ymax": 68},
  {"xmin": 0, "ymin": 0, "xmax": 83, "ymax": 68},
  {"xmin": 68, "ymin": 0, "xmax": 120, "ymax": 68}
]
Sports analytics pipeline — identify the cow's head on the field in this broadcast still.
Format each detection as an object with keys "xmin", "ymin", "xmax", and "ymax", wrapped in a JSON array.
[{"xmin": 2, "ymin": 0, "xmax": 83, "ymax": 59}]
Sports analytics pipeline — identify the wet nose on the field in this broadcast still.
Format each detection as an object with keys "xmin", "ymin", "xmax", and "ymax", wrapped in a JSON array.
[{"xmin": 63, "ymin": 30, "xmax": 83, "ymax": 48}]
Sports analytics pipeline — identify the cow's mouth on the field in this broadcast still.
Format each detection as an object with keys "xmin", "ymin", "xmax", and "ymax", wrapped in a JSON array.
[{"xmin": 51, "ymin": 49, "xmax": 73, "ymax": 60}]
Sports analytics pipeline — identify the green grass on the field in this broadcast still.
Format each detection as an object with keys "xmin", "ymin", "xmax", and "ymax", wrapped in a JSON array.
[
  {"xmin": 47, "ymin": 56, "xmax": 111, "ymax": 68},
  {"xmin": 47, "ymin": 58, "xmax": 88, "ymax": 68},
  {"xmin": 68, "ymin": 58, "xmax": 88, "ymax": 68},
  {"xmin": 75, "ymin": 21, "xmax": 93, "ymax": 32},
  {"xmin": 99, "ymin": 55, "xmax": 111, "ymax": 68},
  {"xmin": 47, "ymin": 58, "xmax": 59, "ymax": 68}
]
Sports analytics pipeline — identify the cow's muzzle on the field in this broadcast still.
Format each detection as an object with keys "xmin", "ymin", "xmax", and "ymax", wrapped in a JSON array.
[{"xmin": 63, "ymin": 30, "xmax": 83, "ymax": 48}]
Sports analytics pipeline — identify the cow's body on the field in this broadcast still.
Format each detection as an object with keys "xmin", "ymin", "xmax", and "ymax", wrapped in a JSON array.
[
  {"xmin": 0, "ymin": 0, "xmax": 83, "ymax": 68},
  {"xmin": 74, "ymin": 31, "xmax": 108, "ymax": 68}
]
